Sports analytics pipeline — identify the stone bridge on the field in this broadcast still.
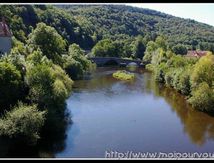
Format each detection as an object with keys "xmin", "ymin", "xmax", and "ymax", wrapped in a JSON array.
[{"xmin": 88, "ymin": 57, "xmax": 144, "ymax": 67}]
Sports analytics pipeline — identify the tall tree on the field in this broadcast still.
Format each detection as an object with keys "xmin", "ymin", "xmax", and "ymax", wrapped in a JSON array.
[
  {"xmin": 28, "ymin": 23, "xmax": 66, "ymax": 65},
  {"xmin": 132, "ymin": 35, "xmax": 146, "ymax": 59}
]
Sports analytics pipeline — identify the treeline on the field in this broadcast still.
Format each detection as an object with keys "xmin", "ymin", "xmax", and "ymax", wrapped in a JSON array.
[
  {"xmin": 1, "ymin": 4, "xmax": 214, "ymax": 58},
  {"xmin": 90, "ymin": 35, "xmax": 147, "ymax": 59},
  {"xmin": 0, "ymin": 5, "xmax": 95, "ymax": 50},
  {"xmin": 61, "ymin": 5, "xmax": 214, "ymax": 53},
  {"xmin": 143, "ymin": 36, "xmax": 214, "ymax": 112},
  {"xmin": 0, "ymin": 22, "xmax": 95, "ymax": 144}
]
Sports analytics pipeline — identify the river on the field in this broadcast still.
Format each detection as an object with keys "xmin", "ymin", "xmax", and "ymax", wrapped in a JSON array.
[
  {"xmin": 1, "ymin": 67, "xmax": 214, "ymax": 158},
  {"xmin": 55, "ymin": 67, "xmax": 214, "ymax": 158}
]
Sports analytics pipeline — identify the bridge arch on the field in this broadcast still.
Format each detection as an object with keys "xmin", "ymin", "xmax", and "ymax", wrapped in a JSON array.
[
  {"xmin": 89, "ymin": 57, "xmax": 143, "ymax": 67},
  {"xmin": 103, "ymin": 59, "xmax": 119, "ymax": 66}
]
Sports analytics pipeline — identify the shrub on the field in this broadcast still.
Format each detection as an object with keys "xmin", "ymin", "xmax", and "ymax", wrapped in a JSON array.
[
  {"xmin": 164, "ymin": 69, "xmax": 174, "ymax": 87},
  {"xmin": 113, "ymin": 70, "xmax": 135, "ymax": 81},
  {"xmin": 92, "ymin": 39, "xmax": 118, "ymax": 57},
  {"xmin": 53, "ymin": 79, "xmax": 68, "ymax": 104},
  {"xmin": 0, "ymin": 61, "xmax": 24, "ymax": 110},
  {"xmin": 188, "ymin": 82, "xmax": 214, "ymax": 112},
  {"xmin": 177, "ymin": 68, "xmax": 191, "ymax": 95},
  {"xmin": 172, "ymin": 44, "xmax": 188, "ymax": 55},
  {"xmin": 52, "ymin": 64, "xmax": 73, "ymax": 94},
  {"xmin": 63, "ymin": 57, "xmax": 84, "ymax": 80},
  {"xmin": 26, "ymin": 62, "xmax": 73, "ymax": 108},
  {"xmin": 172, "ymin": 68, "xmax": 184, "ymax": 91},
  {"xmin": 26, "ymin": 63, "xmax": 54, "ymax": 108},
  {"xmin": 190, "ymin": 53, "xmax": 214, "ymax": 89},
  {"xmin": 154, "ymin": 62, "xmax": 167, "ymax": 83},
  {"xmin": 145, "ymin": 64, "xmax": 154, "ymax": 72},
  {"xmin": 28, "ymin": 23, "xmax": 66, "ymax": 65},
  {"xmin": 0, "ymin": 103, "xmax": 46, "ymax": 144}
]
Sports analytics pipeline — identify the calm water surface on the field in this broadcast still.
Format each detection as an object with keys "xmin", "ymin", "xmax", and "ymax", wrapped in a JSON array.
[
  {"xmin": 1, "ymin": 67, "xmax": 214, "ymax": 158},
  {"xmin": 54, "ymin": 67, "xmax": 214, "ymax": 158}
]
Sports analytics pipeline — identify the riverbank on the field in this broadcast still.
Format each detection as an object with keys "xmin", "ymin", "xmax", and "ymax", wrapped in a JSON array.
[{"xmin": 145, "ymin": 53, "xmax": 214, "ymax": 113}]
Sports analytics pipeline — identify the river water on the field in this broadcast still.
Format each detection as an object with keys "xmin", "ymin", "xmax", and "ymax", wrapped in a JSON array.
[
  {"xmin": 1, "ymin": 67, "xmax": 214, "ymax": 158},
  {"xmin": 54, "ymin": 67, "xmax": 214, "ymax": 158}
]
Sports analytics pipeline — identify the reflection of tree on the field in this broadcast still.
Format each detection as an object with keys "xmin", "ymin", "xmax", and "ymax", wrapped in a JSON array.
[
  {"xmin": 0, "ymin": 104, "xmax": 71, "ymax": 158},
  {"xmin": 37, "ymin": 104, "xmax": 72, "ymax": 158},
  {"xmin": 0, "ymin": 137, "xmax": 12, "ymax": 157},
  {"xmin": 144, "ymin": 72, "xmax": 162, "ymax": 98},
  {"xmin": 75, "ymin": 73, "xmax": 116, "ymax": 91},
  {"xmin": 145, "ymin": 73, "xmax": 214, "ymax": 146}
]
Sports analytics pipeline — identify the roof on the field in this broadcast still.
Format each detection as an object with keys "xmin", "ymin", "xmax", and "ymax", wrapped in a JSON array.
[
  {"xmin": 186, "ymin": 50, "xmax": 208, "ymax": 58},
  {"xmin": 0, "ymin": 20, "xmax": 12, "ymax": 37}
]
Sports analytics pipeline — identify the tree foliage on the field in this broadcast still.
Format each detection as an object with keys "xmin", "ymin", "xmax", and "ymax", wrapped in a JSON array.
[
  {"xmin": 0, "ymin": 103, "xmax": 46, "ymax": 144},
  {"xmin": 28, "ymin": 23, "xmax": 66, "ymax": 65},
  {"xmin": 0, "ymin": 61, "xmax": 24, "ymax": 110}
]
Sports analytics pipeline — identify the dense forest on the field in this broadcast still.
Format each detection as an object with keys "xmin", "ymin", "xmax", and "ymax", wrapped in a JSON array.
[
  {"xmin": 1, "ymin": 5, "xmax": 214, "ymax": 54},
  {"xmin": 0, "ymin": 4, "xmax": 214, "ymax": 146},
  {"xmin": 59, "ymin": 5, "xmax": 214, "ymax": 52}
]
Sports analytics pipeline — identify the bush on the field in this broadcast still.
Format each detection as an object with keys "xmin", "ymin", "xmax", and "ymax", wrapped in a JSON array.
[
  {"xmin": 0, "ymin": 103, "xmax": 46, "ymax": 144},
  {"xmin": 52, "ymin": 64, "xmax": 73, "ymax": 94},
  {"xmin": 188, "ymin": 82, "xmax": 214, "ymax": 112},
  {"xmin": 177, "ymin": 68, "xmax": 191, "ymax": 95},
  {"xmin": 92, "ymin": 39, "xmax": 118, "ymax": 57},
  {"xmin": 26, "ymin": 62, "xmax": 73, "ymax": 108},
  {"xmin": 53, "ymin": 79, "xmax": 68, "ymax": 104},
  {"xmin": 113, "ymin": 70, "xmax": 135, "ymax": 81},
  {"xmin": 172, "ymin": 68, "xmax": 183, "ymax": 91},
  {"xmin": 154, "ymin": 62, "xmax": 167, "ymax": 83},
  {"xmin": 172, "ymin": 44, "xmax": 187, "ymax": 55},
  {"xmin": 26, "ymin": 63, "xmax": 54, "ymax": 108},
  {"xmin": 164, "ymin": 69, "xmax": 174, "ymax": 87},
  {"xmin": 0, "ymin": 61, "xmax": 24, "ymax": 110},
  {"xmin": 28, "ymin": 23, "xmax": 66, "ymax": 65},
  {"xmin": 63, "ymin": 57, "xmax": 84, "ymax": 80},
  {"xmin": 63, "ymin": 44, "xmax": 96, "ymax": 80},
  {"xmin": 190, "ymin": 53, "xmax": 214, "ymax": 89},
  {"xmin": 68, "ymin": 43, "xmax": 96, "ymax": 72},
  {"xmin": 145, "ymin": 64, "xmax": 154, "ymax": 71}
]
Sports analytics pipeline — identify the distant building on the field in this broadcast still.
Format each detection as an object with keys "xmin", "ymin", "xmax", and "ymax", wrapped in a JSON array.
[
  {"xmin": 0, "ymin": 17, "xmax": 12, "ymax": 56},
  {"xmin": 186, "ymin": 50, "xmax": 209, "ymax": 58}
]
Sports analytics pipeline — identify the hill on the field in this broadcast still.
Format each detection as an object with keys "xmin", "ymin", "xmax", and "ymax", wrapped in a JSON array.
[
  {"xmin": 0, "ymin": 4, "xmax": 214, "ymax": 51},
  {"xmin": 59, "ymin": 5, "xmax": 214, "ymax": 51}
]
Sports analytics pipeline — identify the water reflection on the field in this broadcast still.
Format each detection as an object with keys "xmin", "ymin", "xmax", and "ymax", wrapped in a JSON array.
[
  {"xmin": 0, "ymin": 104, "xmax": 71, "ymax": 158},
  {"xmin": 56, "ymin": 68, "xmax": 214, "ymax": 158},
  {"xmin": 2, "ymin": 67, "xmax": 214, "ymax": 158},
  {"xmin": 145, "ymin": 73, "xmax": 214, "ymax": 146}
]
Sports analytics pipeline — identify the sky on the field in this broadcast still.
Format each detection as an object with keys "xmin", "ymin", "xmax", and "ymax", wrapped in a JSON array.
[{"xmin": 126, "ymin": 3, "xmax": 214, "ymax": 27}]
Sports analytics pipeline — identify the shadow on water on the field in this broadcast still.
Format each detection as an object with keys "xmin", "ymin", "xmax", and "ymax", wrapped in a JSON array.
[
  {"xmin": 2, "ymin": 68, "xmax": 214, "ymax": 157},
  {"xmin": 144, "ymin": 72, "xmax": 214, "ymax": 146},
  {"xmin": 0, "ymin": 103, "xmax": 73, "ymax": 158}
]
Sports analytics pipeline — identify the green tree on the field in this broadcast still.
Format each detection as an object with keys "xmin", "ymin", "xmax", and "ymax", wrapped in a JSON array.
[
  {"xmin": 172, "ymin": 44, "xmax": 188, "ymax": 55},
  {"xmin": 190, "ymin": 53, "xmax": 214, "ymax": 88},
  {"xmin": 132, "ymin": 35, "xmax": 146, "ymax": 59},
  {"xmin": 143, "ymin": 41, "xmax": 157, "ymax": 63},
  {"xmin": 155, "ymin": 36, "xmax": 168, "ymax": 51},
  {"xmin": 68, "ymin": 43, "xmax": 85, "ymax": 57},
  {"xmin": 177, "ymin": 67, "xmax": 191, "ymax": 95},
  {"xmin": 0, "ymin": 103, "xmax": 46, "ymax": 144},
  {"xmin": 63, "ymin": 43, "xmax": 95, "ymax": 79},
  {"xmin": 188, "ymin": 82, "xmax": 214, "ymax": 112},
  {"xmin": 63, "ymin": 57, "xmax": 84, "ymax": 80},
  {"xmin": 26, "ymin": 61, "xmax": 73, "ymax": 109},
  {"xmin": 0, "ymin": 61, "xmax": 24, "ymax": 110},
  {"xmin": 92, "ymin": 39, "xmax": 118, "ymax": 57},
  {"xmin": 28, "ymin": 23, "xmax": 66, "ymax": 65}
]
